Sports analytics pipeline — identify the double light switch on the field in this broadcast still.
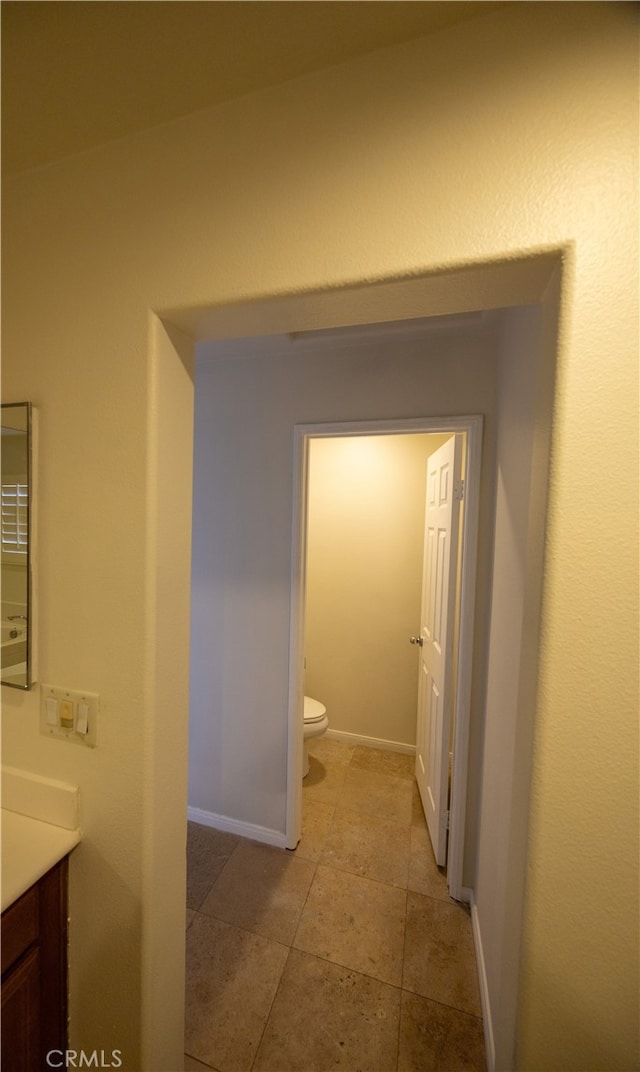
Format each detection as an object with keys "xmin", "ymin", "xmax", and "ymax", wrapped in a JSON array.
[{"xmin": 40, "ymin": 685, "xmax": 98, "ymax": 747}]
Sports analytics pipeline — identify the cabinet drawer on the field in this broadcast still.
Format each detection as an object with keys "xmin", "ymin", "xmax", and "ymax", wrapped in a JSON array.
[{"xmin": 1, "ymin": 887, "xmax": 38, "ymax": 975}]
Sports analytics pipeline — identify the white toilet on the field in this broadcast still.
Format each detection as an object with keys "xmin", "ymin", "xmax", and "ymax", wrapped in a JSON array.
[{"xmin": 303, "ymin": 695, "xmax": 329, "ymax": 777}]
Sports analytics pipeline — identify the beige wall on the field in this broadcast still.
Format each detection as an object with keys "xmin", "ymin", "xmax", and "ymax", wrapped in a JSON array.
[
  {"xmin": 305, "ymin": 433, "xmax": 449, "ymax": 747},
  {"xmin": 1, "ymin": 3, "xmax": 637, "ymax": 1069}
]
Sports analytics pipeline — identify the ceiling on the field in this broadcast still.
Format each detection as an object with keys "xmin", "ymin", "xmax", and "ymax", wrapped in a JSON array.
[{"xmin": 2, "ymin": 1, "xmax": 505, "ymax": 175}]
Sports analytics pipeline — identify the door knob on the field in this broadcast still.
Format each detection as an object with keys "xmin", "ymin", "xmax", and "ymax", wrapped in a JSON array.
[{"xmin": 409, "ymin": 635, "xmax": 424, "ymax": 646}]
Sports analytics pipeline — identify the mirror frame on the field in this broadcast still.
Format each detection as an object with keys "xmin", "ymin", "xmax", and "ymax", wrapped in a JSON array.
[{"xmin": 1, "ymin": 402, "xmax": 35, "ymax": 690}]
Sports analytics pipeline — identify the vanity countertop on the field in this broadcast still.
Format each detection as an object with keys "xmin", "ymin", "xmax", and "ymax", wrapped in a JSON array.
[{"xmin": 1, "ymin": 809, "xmax": 81, "ymax": 912}]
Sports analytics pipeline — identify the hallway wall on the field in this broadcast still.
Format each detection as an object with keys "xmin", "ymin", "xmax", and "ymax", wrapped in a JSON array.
[{"xmin": 189, "ymin": 332, "xmax": 498, "ymax": 837}]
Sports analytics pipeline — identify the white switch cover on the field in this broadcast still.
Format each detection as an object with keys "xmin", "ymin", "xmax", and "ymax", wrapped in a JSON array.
[
  {"xmin": 40, "ymin": 684, "xmax": 98, "ymax": 747},
  {"xmin": 45, "ymin": 697, "xmax": 59, "ymax": 727},
  {"xmin": 76, "ymin": 702, "xmax": 89, "ymax": 735}
]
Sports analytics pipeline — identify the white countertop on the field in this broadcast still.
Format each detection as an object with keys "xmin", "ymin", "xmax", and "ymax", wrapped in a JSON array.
[
  {"xmin": 1, "ymin": 767, "xmax": 82, "ymax": 912},
  {"xmin": 1, "ymin": 809, "xmax": 81, "ymax": 912}
]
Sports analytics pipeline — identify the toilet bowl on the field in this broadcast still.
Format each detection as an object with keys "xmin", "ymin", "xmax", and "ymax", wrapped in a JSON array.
[{"xmin": 303, "ymin": 695, "xmax": 329, "ymax": 777}]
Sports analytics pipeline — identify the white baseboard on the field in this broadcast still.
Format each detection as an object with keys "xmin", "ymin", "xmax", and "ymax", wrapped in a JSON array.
[
  {"xmin": 470, "ymin": 894, "xmax": 495, "ymax": 1072},
  {"xmin": 325, "ymin": 728, "xmax": 415, "ymax": 755},
  {"xmin": 187, "ymin": 806, "xmax": 287, "ymax": 849}
]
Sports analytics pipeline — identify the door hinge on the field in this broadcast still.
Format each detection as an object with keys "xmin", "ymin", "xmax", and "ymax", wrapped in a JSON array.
[{"xmin": 454, "ymin": 479, "xmax": 465, "ymax": 502}]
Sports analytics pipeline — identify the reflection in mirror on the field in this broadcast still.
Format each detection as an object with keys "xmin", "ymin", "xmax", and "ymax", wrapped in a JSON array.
[{"xmin": 1, "ymin": 403, "xmax": 35, "ymax": 689}]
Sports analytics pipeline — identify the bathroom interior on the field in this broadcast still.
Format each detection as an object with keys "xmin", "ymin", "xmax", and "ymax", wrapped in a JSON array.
[{"xmin": 302, "ymin": 431, "xmax": 455, "ymax": 782}]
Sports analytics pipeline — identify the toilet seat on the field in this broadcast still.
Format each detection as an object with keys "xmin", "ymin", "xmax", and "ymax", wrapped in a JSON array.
[
  {"xmin": 304, "ymin": 696, "xmax": 326, "ymax": 723},
  {"xmin": 302, "ymin": 695, "xmax": 329, "ymax": 778}
]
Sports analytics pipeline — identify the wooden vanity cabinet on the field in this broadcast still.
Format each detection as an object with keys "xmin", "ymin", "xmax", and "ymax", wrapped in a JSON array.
[{"xmin": 1, "ymin": 858, "xmax": 68, "ymax": 1072}]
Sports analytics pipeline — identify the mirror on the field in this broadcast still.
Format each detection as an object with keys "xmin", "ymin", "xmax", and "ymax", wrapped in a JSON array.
[{"xmin": 1, "ymin": 403, "xmax": 36, "ymax": 689}]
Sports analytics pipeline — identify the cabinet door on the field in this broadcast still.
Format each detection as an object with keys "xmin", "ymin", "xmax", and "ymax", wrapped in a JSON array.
[
  {"xmin": 1, "ymin": 858, "xmax": 68, "ymax": 1067},
  {"xmin": 39, "ymin": 860, "xmax": 68, "ymax": 1056},
  {"xmin": 1, "ymin": 945, "xmax": 41, "ymax": 1072}
]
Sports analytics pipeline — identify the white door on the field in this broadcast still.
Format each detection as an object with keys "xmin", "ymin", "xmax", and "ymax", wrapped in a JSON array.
[{"xmin": 414, "ymin": 435, "xmax": 463, "ymax": 866}]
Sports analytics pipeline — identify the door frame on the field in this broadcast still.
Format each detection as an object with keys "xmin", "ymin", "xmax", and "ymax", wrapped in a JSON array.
[{"xmin": 285, "ymin": 413, "xmax": 483, "ymax": 902}]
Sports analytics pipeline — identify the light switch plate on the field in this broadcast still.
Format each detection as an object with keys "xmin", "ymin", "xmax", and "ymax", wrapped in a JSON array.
[{"xmin": 40, "ymin": 684, "xmax": 98, "ymax": 747}]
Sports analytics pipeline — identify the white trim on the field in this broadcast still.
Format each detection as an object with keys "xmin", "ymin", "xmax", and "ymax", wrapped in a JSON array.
[
  {"xmin": 286, "ymin": 415, "xmax": 483, "ymax": 899},
  {"xmin": 470, "ymin": 893, "xmax": 496, "ymax": 1072},
  {"xmin": 325, "ymin": 728, "xmax": 415, "ymax": 755},
  {"xmin": 188, "ymin": 806, "xmax": 288, "ymax": 850},
  {"xmin": 284, "ymin": 432, "xmax": 308, "ymax": 848},
  {"xmin": 292, "ymin": 415, "xmax": 480, "ymax": 440},
  {"xmin": 446, "ymin": 415, "xmax": 483, "ymax": 900}
]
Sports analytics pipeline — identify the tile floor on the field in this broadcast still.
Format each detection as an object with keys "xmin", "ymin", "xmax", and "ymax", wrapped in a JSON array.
[{"xmin": 184, "ymin": 737, "xmax": 486, "ymax": 1072}]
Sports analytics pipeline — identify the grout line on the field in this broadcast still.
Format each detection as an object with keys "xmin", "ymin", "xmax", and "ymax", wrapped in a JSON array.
[
  {"xmin": 183, "ymin": 1047, "xmax": 219, "ymax": 1071},
  {"xmin": 188, "ymin": 906, "xmax": 292, "ymax": 952},
  {"xmin": 400, "ymin": 983, "xmax": 486, "ymax": 1022},
  {"xmin": 400, "ymin": 887, "xmax": 409, "ymax": 993},
  {"xmin": 312, "ymin": 856, "xmax": 411, "ymax": 895},
  {"xmin": 249, "ymin": 945, "xmax": 295, "ymax": 1072},
  {"xmin": 289, "ymin": 857, "xmax": 318, "ymax": 950}
]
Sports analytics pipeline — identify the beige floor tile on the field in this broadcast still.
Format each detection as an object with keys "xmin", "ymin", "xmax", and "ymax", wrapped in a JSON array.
[
  {"xmin": 339, "ymin": 766, "xmax": 414, "ymax": 826},
  {"xmin": 303, "ymin": 754, "xmax": 350, "ymax": 805},
  {"xmin": 294, "ymin": 863, "xmax": 406, "ymax": 987},
  {"xmin": 185, "ymin": 913, "xmax": 289, "ymax": 1072},
  {"xmin": 308, "ymin": 736, "xmax": 355, "ymax": 765},
  {"xmin": 408, "ymin": 824, "xmax": 450, "ymax": 902},
  {"xmin": 321, "ymin": 806, "xmax": 411, "ymax": 888},
  {"xmin": 351, "ymin": 745, "xmax": 415, "ymax": 780},
  {"xmin": 254, "ymin": 948, "xmax": 401, "ymax": 1071},
  {"xmin": 293, "ymin": 799, "xmax": 335, "ymax": 862},
  {"xmin": 187, "ymin": 822, "xmax": 240, "ymax": 910},
  {"xmin": 185, "ymin": 748, "xmax": 486, "ymax": 1072},
  {"xmin": 199, "ymin": 839, "xmax": 316, "ymax": 945},
  {"xmin": 403, "ymin": 892, "xmax": 481, "ymax": 1017},
  {"xmin": 398, "ymin": 990, "xmax": 486, "ymax": 1071}
]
